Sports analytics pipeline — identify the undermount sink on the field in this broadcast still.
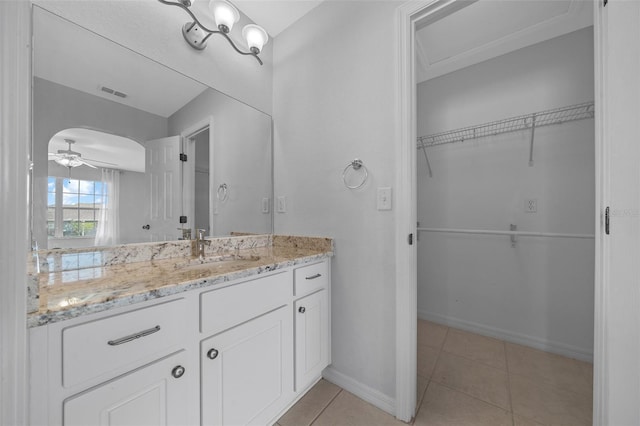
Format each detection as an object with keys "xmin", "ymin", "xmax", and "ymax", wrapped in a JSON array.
[{"xmin": 174, "ymin": 253, "xmax": 261, "ymax": 269}]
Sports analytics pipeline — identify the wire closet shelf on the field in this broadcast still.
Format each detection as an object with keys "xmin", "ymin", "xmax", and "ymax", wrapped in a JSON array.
[{"xmin": 417, "ymin": 101, "xmax": 595, "ymax": 149}]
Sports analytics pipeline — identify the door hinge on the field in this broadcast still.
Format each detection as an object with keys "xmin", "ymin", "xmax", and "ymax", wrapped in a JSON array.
[
  {"xmin": 605, "ymin": 206, "xmax": 610, "ymax": 235},
  {"xmin": 180, "ymin": 216, "xmax": 187, "ymax": 224},
  {"xmin": 603, "ymin": 0, "xmax": 608, "ymax": 6},
  {"xmin": 408, "ymin": 233, "xmax": 414, "ymax": 245},
  {"xmin": 179, "ymin": 153, "xmax": 188, "ymax": 162}
]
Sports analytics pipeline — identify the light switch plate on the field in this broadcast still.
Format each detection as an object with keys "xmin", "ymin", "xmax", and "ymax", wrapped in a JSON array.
[
  {"xmin": 277, "ymin": 196, "xmax": 286, "ymax": 213},
  {"xmin": 261, "ymin": 198, "xmax": 270, "ymax": 213},
  {"xmin": 377, "ymin": 187, "xmax": 392, "ymax": 210}
]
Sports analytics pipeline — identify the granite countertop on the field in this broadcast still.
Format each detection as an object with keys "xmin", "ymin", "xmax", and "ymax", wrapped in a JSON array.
[{"xmin": 27, "ymin": 235, "xmax": 333, "ymax": 328}]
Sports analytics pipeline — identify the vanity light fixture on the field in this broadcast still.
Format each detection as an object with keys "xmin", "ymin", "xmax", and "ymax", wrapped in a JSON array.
[{"xmin": 158, "ymin": 0, "xmax": 269, "ymax": 65}]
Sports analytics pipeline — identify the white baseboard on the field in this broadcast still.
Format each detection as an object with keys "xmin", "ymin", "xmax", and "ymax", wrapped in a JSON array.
[
  {"xmin": 418, "ymin": 309, "xmax": 593, "ymax": 362},
  {"xmin": 322, "ymin": 367, "xmax": 396, "ymax": 417}
]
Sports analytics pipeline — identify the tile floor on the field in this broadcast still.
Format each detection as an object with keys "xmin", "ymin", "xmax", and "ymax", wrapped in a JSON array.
[{"xmin": 277, "ymin": 320, "xmax": 593, "ymax": 426}]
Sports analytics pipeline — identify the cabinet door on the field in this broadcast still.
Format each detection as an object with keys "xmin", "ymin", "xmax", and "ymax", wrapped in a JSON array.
[
  {"xmin": 294, "ymin": 290, "xmax": 328, "ymax": 391},
  {"xmin": 63, "ymin": 351, "xmax": 188, "ymax": 426},
  {"xmin": 201, "ymin": 306, "xmax": 293, "ymax": 426}
]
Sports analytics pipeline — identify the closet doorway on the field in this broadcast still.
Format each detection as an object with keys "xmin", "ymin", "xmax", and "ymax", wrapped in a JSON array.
[
  {"xmin": 416, "ymin": 16, "xmax": 595, "ymax": 424},
  {"xmin": 393, "ymin": 0, "xmax": 611, "ymax": 423}
]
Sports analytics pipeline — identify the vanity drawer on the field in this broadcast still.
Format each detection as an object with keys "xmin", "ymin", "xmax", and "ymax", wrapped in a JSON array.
[
  {"xmin": 294, "ymin": 261, "xmax": 328, "ymax": 297},
  {"xmin": 200, "ymin": 271, "xmax": 289, "ymax": 336},
  {"xmin": 62, "ymin": 298, "xmax": 187, "ymax": 388}
]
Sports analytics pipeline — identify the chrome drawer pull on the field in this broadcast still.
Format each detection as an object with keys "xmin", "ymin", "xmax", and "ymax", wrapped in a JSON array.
[
  {"xmin": 305, "ymin": 273, "xmax": 322, "ymax": 280},
  {"xmin": 107, "ymin": 325, "xmax": 161, "ymax": 346}
]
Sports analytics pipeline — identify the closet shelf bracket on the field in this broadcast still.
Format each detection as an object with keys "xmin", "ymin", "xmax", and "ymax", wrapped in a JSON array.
[{"xmin": 528, "ymin": 115, "xmax": 536, "ymax": 167}]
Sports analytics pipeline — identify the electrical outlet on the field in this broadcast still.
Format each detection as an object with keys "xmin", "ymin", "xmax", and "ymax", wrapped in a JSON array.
[
  {"xmin": 377, "ymin": 187, "xmax": 392, "ymax": 210},
  {"xmin": 277, "ymin": 196, "xmax": 286, "ymax": 213},
  {"xmin": 525, "ymin": 199, "xmax": 537, "ymax": 213},
  {"xmin": 261, "ymin": 198, "xmax": 270, "ymax": 213}
]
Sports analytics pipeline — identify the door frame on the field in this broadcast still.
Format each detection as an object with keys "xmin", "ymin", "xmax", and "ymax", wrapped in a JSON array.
[
  {"xmin": 0, "ymin": 2, "xmax": 30, "ymax": 425},
  {"xmin": 180, "ymin": 116, "xmax": 214, "ymax": 236},
  {"xmin": 395, "ymin": 0, "xmax": 606, "ymax": 422}
]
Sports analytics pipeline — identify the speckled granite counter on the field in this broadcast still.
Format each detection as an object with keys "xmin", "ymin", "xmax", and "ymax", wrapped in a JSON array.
[{"xmin": 27, "ymin": 235, "xmax": 333, "ymax": 328}]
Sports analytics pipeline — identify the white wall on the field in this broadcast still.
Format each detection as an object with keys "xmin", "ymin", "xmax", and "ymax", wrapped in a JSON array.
[
  {"xmin": 273, "ymin": 1, "xmax": 398, "ymax": 405},
  {"xmin": 34, "ymin": 0, "xmax": 273, "ymax": 115},
  {"xmin": 168, "ymin": 89, "xmax": 272, "ymax": 236},
  {"xmin": 417, "ymin": 28, "xmax": 595, "ymax": 359},
  {"xmin": 33, "ymin": 78, "xmax": 169, "ymax": 248}
]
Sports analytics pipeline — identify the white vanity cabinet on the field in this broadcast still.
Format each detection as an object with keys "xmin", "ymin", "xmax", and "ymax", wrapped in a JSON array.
[
  {"xmin": 29, "ymin": 297, "xmax": 194, "ymax": 426},
  {"xmin": 292, "ymin": 262, "xmax": 330, "ymax": 392},
  {"xmin": 63, "ymin": 350, "xmax": 189, "ymax": 426},
  {"xmin": 29, "ymin": 258, "xmax": 331, "ymax": 426},
  {"xmin": 200, "ymin": 270, "xmax": 294, "ymax": 426},
  {"xmin": 294, "ymin": 290, "xmax": 329, "ymax": 392},
  {"xmin": 201, "ymin": 307, "xmax": 293, "ymax": 425}
]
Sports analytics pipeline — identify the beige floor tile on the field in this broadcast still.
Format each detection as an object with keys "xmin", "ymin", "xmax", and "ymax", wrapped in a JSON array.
[
  {"xmin": 432, "ymin": 351, "xmax": 510, "ymax": 410},
  {"xmin": 417, "ymin": 320, "xmax": 448, "ymax": 349},
  {"xmin": 580, "ymin": 361, "xmax": 593, "ymax": 388},
  {"xmin": 510, "ymin": 374, "xmax": 592, "ymax": 426},
  {"xmin": 442, "ymin": 328, "xmax": 507, "ymax": 370},
  {"xmin": 278, "ymin": 379, "xmax": 340, "ymax": 426},
  {"xmin": 416, "ymin": 375, "xmax": 429, "ymax": 412},
  {"xmin": 312, "ymin": 390, "xmax": 404, "ymax": 426},
  {"xmin": 513, "ymin": 414, "xmax": 545, "ymax": 426},
  {"xmin": 417, "ymin": 343, "xmax": 439, "ymax": 378},
  {"xmin": 414, "ymin": 382, "xmax": 512, "ymax": 426},
  {"xmin": 506, "ymin": 343, "xmax": 592, "ymax": 396}
]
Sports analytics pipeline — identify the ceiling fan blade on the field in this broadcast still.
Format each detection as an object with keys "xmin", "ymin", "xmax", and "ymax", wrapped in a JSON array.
[
  {"xmin": 83, "ymin": 157, "xmax": 118, "ymax": 166},
  {"xmin": 78, "ymin": 159, "xmax": 98, "ymax": 169}
]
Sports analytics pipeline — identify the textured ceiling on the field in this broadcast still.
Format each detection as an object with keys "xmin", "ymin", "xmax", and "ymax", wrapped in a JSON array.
[
  {"xmin": 415, "ymin": 0, "xmax": 593, "ymax": 83},
  {"xmin": 232, "ymin": 0, "xmax": 325, "ymax": 37}
]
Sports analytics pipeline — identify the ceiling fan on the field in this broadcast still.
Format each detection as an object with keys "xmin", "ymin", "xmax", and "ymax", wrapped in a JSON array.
[{"xmin": 48, "ymin": 139, "xmax": 116, "ymax": 169}]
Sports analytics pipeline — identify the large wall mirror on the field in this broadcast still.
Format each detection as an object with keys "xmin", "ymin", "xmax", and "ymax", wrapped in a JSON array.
[{"xmin": 31, "ymin": 6, "xmax": 273, "ymax": 250}]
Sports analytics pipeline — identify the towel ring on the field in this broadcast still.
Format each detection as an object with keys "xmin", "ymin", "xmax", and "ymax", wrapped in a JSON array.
[
  {"xmin": 217, "ymin": 183, "xmax": 229, "ymax": 202},
  {"xmin": 343, "ymin": 159, "xmax": 368, "ymax": 189}
]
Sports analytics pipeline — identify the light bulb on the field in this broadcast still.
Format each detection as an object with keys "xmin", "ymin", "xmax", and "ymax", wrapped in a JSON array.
[
  {"xmin": 209, "ymin": 0, "xmax": 239, "ymax": 33},
  {"xmin": 242, "ymin": 24, "xmax": 268, "ymax": 54}
]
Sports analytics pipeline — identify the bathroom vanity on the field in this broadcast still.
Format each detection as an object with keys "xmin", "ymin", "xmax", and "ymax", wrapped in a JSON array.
[{"xmin": 28, "ymin": 235, "xmax": 332, "ymax": 426}]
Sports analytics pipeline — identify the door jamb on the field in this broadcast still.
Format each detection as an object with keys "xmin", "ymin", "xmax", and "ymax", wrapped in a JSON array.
[{"xmin": 180, "ymin": 116, "xmax": 214, "ymax": 236}]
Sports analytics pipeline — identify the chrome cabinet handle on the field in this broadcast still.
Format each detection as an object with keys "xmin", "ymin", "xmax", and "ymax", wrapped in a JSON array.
[
  {"xmin": 298, "ymin": 306, "xmax": 306, "ymax": 314},
  {"xmin": 171, "ymin": 365, "xmax": 185, "ymax": 379},
  {"xmin": 107, "ymin": 325, "xmax": 161, "ymax": 346},
  {"xmin": 305, "ymin": 273, "xmax": 322, "ymax": 280},
  {"xmin": 207, "ymin": 348, "xmax": 219, "ymax": 360}
]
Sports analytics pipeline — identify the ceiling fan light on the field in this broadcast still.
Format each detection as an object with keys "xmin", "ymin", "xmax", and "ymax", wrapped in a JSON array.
[
  {"xmin": 242, "ymin": 24, "xmax": 268, "ymax": 54},
  {"xmin": 55, "ymin": 157, "xmax": 83, "ymax": 168},
  {"xmin": 209, "ymin": 0, "xmax": 239, "ymax": 33}
]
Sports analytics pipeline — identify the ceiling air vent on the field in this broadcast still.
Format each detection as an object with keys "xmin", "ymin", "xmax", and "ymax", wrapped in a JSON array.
[{"xmin": 100, "ymin": 85, "xmax": 128, "ymax": 99}]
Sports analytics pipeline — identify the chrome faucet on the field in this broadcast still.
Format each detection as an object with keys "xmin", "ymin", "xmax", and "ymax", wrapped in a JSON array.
[{"xmin": 195, "ymin": 228, "xmax": 211, "ymax": 259}]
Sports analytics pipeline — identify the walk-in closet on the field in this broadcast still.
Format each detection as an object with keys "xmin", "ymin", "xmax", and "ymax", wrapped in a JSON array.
[{"xmin": 415, "ymin": 3, "xmax": 595, "ymax": 424}]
